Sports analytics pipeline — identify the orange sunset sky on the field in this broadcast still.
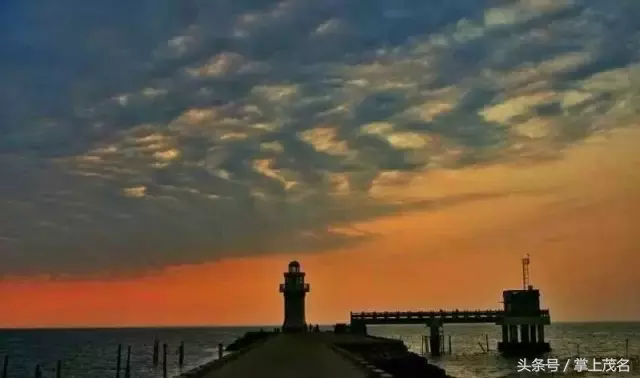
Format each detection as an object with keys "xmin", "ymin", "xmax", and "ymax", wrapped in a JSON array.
[
  {"xmin": 1, "ymin": 0, "xmax": 640, "ymax": 328},
  {"xmin": 1, "ymin": 128, "xmax": 638, "ymax": 328}
]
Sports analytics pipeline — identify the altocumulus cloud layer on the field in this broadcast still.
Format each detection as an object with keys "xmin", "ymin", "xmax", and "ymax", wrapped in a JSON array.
[{"xmin": 1, "ymin": 0, "xmax": 640, "ymax": 277}]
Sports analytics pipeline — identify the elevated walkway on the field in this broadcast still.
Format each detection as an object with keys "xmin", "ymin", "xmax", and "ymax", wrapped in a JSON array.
[{"xmin": 350, "ymin": 309, "xmax": 550, "ymax": 325}]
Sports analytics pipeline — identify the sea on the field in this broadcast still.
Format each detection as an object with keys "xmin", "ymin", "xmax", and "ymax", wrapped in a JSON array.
[{"xmin": 0, "ymin": 323, "xmax": 638, "ymax": 377}]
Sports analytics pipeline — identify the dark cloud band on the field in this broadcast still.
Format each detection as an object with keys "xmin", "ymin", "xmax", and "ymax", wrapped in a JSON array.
[{"xmin": 1, "ymin": 0, "xmax": 639, "ymax": 277}]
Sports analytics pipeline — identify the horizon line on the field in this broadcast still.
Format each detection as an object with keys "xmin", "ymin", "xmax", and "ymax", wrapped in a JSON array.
[{"xmin": 2, "ymin": 320, "xmax": 639, "ymax": 331}]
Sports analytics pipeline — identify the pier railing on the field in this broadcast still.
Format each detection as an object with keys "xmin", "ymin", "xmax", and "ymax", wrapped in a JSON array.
[{"xmin": 350, "ymin": 309, "xmax": 550, "ymax": 324}]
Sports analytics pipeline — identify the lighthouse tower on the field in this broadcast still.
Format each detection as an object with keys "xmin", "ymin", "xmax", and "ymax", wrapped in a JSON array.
[{"xmin": 279, "ymin": 261, "xmax": 310, "ymax": 333}]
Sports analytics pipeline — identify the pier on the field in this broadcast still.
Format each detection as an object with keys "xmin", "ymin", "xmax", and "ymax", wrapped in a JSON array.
[
  {"xmin": 350, "ymin": 306, "xmax": 551, "ymax": 357},
  {"xmin": 351, "ymin": 309, "xmax": 506, "ymax": 324},
  {"xmin": 179, "ymin": 260, "xmax": 451, "ymax": 378},
  {"xmin": 179, "ymin": 256, "xmax": 551, "ymax": 378},
  {"xmin": 350, "ymin": 255, "xmax": 552, "ymax": 357},
  {"xmin": 184, "ymin": 334, "xmax": 371, "ymax": 378}
]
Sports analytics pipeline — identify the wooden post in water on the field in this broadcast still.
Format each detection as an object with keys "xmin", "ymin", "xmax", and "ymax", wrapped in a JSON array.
[
  {"xmin": 625, "ymin": 339, "xmax": 629, "ymax": 358},
  {"xmin": 125, "ymin": 345, "xmax": 131, "ymax": 378},
  {"xmin": 485, "ymin": 334, "xmax": 490, "ymax": 352},
  {"xmin": 218, "ymin": 343, "xmax": 224, "ymax": 360},
  {"xmin": 34, "ymin": 364, "xmax": 42, "ymax": 378},
  {"xmin": 424, "ymin": 336, "xmax": 429, "ymax": 355},
  {"xmin": 56, "ymin": 360, "xmax": 62, "ymax": 378},
  {"xmin": 115, "ymin": 344, "xmax": 122, "ymax": 378},
  {"xmin": 178, "ymin": 341, "xmax": 185, "ymax": 368},
  {"xmin": 162, "ymin": 343, "xmax": 168, "ymax": 378},
  {"xmin": 153, "ymin": 339, "xmax": 159, "ymax": 366},
  {"xmin": 2, "ymin": 355, "xmax": 8, "ymax": 378},
  {"xmin": 448, "ymin": 335, "xmax": 452, "ymax": 355},
  {"xmin": 576, "ymin": 343, "xmax": 580, "ymax": 357}
]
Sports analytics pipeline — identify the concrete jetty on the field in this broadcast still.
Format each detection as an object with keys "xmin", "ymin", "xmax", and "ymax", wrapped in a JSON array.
[
  {"xmin": 197, "ymin": 333, "xmax": 370, "ymax": 378},
  {"xmin": 179, "ymin": 261, "xmax": 452, "ymax": 378},
  {"xmin": 181, "ymin": 331, "xmax": 450, "ymax": 378},
  {"xmin": 179, "ymin": 257, "xmax": 555, "ymax": 377}
]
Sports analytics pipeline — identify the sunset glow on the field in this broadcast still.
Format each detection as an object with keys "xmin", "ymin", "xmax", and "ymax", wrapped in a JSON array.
[{"xmin": 1, "ymin": 0, "xmax": 639, "ymax": 328}]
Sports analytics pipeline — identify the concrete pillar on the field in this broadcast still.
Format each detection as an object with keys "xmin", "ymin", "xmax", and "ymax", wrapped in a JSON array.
[
  {"xmin": 530, "ymin": 325, "xmax": 537, "ymax": 343},
  {"xmin": 520, "ymin": 325, "xmax": 530, "ymax": 343},
  {"xmin": 509, "ymin": 325, "xmax": 518, "ymax": 343},
  {"xmin": 351, "ymin": 321, "xmax": 367, "ymax": 335},
  {"xmin": 429, "ymin": 325, "xmax": 441, "ymax": 357},
  {"xmin": 537, "ymin": 325, "xmax": 545, "ymax": 343},
  {"xmin": 501, "ymin": 325, "xmax": 509, "ymax": 344}
]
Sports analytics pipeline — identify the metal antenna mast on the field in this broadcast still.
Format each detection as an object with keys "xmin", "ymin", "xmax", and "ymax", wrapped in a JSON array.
[{"xmin": 522, "ymin": 254, "xmax": 531, "ymax": 289}]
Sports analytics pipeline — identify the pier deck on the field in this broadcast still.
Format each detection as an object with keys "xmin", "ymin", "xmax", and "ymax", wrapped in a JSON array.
[
  {"xmin": 350, "ymin": 309, "xmax": 550, "ymax": 325},
  {"xmin": 200, "ymin": 333, "xmax": 369, "ymax": 378}
]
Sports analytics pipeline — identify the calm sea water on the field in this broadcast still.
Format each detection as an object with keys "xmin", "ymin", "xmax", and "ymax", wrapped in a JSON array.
[
  {"xmin": 369, "ymin": 323, "xmax": 640, "ymax": 378},
  {"xmin": 0, "ymin": 326, "xmax": 257, "ymax": 378},
  {"xmin": 0, "ymin": 323, "xmax": 638, "ymax": 377}
]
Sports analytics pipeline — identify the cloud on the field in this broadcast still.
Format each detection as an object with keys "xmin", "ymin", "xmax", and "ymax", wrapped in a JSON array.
[{"xmin": 1, "ymin": 0, "xmax": 639, "ymax": 277}]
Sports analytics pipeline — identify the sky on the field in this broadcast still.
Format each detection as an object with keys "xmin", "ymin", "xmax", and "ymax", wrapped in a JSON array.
[{"xmin": 0, "ymin": 0, "xmax": 639, "ymax": 327}]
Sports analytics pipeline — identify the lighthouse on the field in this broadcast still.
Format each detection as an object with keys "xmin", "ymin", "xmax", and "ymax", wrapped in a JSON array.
[{"xmin": 279, "ymin": 261, "xmax": 310, "ymax": 333}]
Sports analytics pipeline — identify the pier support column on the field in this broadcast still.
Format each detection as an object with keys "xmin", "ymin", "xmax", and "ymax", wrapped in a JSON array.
[
  {"xmin": 508, "ymin": 325, "xmax": 518, "ymax": 343},
  {"xmin": 501, "ymin": 325, "xmax": 509, "ymax": 344},
  {"xmin": 537, "ymin": 325, "xmax": 545, "ymax": 343},
  {"xmin": 351, "ymin": 321, "xmax": 367, "ymax": 335},
  {"xmin": 530, "ymin": 325, "xmax": 537, "ymax": 343},
  {"xmin": 429, "ymin": 325, "xmax": 441, "ymax": 357},
  {"xmin": 520, "ymin": 325, "xmax": 530, "ymax": 343}
]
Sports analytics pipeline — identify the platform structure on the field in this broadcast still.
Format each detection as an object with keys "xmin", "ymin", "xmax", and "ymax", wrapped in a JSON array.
[
  {"xmin": 497, "ymin": 254, "xmax": 551, "ymax": 355},
  {"xmin": 497, "ymin": 287, "xmax": 551, "ymax": 355},
  {"xmin": 350, "ymin": 255, "xmax": 552, "ymax": 356}
]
